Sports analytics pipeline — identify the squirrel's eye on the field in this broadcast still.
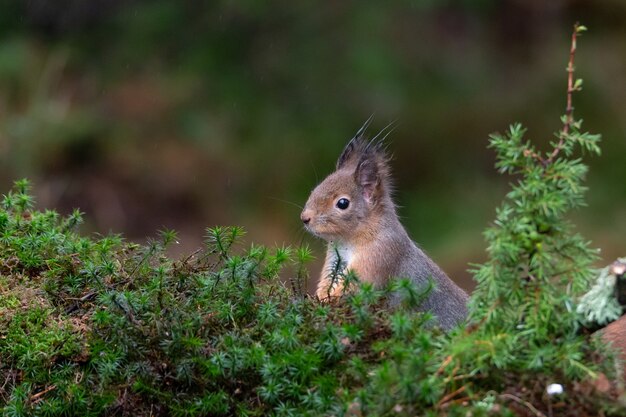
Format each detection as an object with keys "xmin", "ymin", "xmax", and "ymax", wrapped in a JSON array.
[{"xmin": 336, "ymin": 198, "xmax": 350, "ymax": 210}]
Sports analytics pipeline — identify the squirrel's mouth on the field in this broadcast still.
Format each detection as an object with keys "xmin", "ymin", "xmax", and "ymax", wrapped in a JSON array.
[
  {"xmin": 303, "ymin": 224, "xmax": 322, "ymax": 238},
  {"xmin": 304, "ymin": 222, "xmax": 335, "ymax": 241}
]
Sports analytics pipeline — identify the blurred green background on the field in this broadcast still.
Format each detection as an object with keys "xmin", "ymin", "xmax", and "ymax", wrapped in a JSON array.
[{"xmin": 1, "ymin": 0, "xmax": 625, "ymax": 290}]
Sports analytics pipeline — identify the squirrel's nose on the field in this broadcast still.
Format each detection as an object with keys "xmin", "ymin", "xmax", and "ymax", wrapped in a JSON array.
[{"xmin": 301, "ymin": 211, "xmax": 312, "ymax": 225}]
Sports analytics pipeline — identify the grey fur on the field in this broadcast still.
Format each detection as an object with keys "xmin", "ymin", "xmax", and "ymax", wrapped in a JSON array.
[{"xmin": 302, "ymin": 122, "xmax": 468, "ymax": 330}]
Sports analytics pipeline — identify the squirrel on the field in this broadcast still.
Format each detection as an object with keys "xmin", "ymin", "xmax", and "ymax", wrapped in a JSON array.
[{"xmin": 300, "ymin": 120, "xmax": 468, "ymax": 330}]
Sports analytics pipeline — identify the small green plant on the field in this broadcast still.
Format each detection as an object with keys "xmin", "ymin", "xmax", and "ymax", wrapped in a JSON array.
[
  {"xmin": 433, "ymin": 25, "xmax": 618, "ymax": 415},
  {"xmin": 465, "ymin": 24, "xmax": 601, "ymax": 373}
]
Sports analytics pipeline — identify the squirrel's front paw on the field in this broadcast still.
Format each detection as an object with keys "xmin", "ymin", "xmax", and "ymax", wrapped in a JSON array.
[{"xmin": 315, "ymin": 282, "xmax": 343, "ymax": 301}]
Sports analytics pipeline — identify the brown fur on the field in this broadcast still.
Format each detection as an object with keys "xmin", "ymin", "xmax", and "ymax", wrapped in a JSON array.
[
  {"xmin": 600, "ymin": 315, "xmax": 626, "ymax": 376},
  {"xmin": 301, "ymin": 126, "xmax": 468, "ymax": 330}
]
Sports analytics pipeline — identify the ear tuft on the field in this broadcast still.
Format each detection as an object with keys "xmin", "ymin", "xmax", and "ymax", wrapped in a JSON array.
[
  {"xmin": 338, "ymin": 118, "xmax": 395, "ymax": 204},
  {"xmin": 336, "ymin": 138, "xmax": 360, "ymax": 170},
  {"xmin": 336, "ymin": 116, "xmax": 374, "ymax": 170}
]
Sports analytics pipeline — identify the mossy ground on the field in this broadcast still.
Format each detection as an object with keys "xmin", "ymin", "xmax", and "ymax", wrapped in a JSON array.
[{"xmin": 0, "ymin": 179, "xmax": 623, "ymax": 417}]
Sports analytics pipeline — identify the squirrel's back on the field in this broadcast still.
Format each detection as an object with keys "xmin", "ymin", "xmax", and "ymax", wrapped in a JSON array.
[
  {"xmin": 395, "ymin": 237, "xmax": 469, "ymax": 330},
  {"xmin": 352, "ymin": 217, "xmax": 468, "ymax": 330}
]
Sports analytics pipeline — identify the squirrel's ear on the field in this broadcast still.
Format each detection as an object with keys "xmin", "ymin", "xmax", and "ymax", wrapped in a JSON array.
[
  {"xmin": 355, "ymin": 157, "xmax": 380, "ymax": 203},
  {"xmin": 336, "ymin": 116, "xmax": 373, "ymax": 170}
]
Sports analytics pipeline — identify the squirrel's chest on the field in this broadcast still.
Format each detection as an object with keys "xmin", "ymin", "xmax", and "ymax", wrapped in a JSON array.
[{"xmin": 328, "ymin": 243, "xmax": 354, "ymax": 272}]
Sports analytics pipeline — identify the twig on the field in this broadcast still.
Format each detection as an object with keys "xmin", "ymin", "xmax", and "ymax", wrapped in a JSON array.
[
  {"xmin": 66, "ymin": 291, "xmax": 96, "ymax": 301},
  {"xmin": 436, "ymin": 385, "xmax": 467, "ymax": 408},
  {"xmin": 563, "ymin": 23, "xmax": 579, "ymax": 136},
  {"xmin": 30, "ymin": 384, "xmax": 57, "ymax": 404},
  {"xmin": 180, "ymin": 248, "xmax": 202, "ymax": 265},
  {"xmin": 435, "ymin": 355, "xmax": 453, "ymax": 376},
  {"xmin": 64, "ymin": 290, "xmax": 98, "ymax": 314},
  {"xmin": 442, "ymin": 396, "xmax": 472, "ymax": 407},
  {"xmin": 546, "ymin": 22, "xmax": 583, "ymax": 165},
  {"xmin": 499, "ymin": 393, "xmax": 547, "ymax": 417},
  {"xmin": 1, "ymin": 370, "xmax": 17, "ymax": 399},
  {"xmin": 443, "ymin": 373, "xmax": 483, "ymax": 383}
]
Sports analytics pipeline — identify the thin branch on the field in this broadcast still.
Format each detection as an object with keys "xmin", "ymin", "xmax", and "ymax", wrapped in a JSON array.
[
  {"xmin": 435, "ymin": 355, "xmax": 453, "ymax": 376},
  {"xmin": 563, "ymin": 23, "xmax": 579, "ymax": 136},
  {"xmin": 65, "ymin": 291, "xmax": 96, "ymax": 302},
  {"xmin": 445, "ymin": 373, "xmax": 486, "ymax": 383},
  {"xmin": 30, "ymin": 384, "xmax": 57, "ymax": 404},
  {"xmin": 499, "ymin": 393, "xmax": 548, "ymax": 417},
  {"xmin": 436, "ymin": 385, "xmax": 468, "ymax": 409},
  {"xmin": 546, "ymin": 22, "xmax": 583, "ymax": 165}
]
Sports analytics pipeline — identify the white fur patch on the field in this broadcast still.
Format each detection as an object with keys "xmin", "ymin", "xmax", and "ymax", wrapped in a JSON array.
[
  {"xmin": 324, "ymin": 243, "xmax": 354, "ymax": 294},
  {"xmin": 329, "ymin": 242, "xmax": 353, "ymax": 272},
  {"xmin": 337, "ymin": 244, "xmax": 353, "ymax": 268}
]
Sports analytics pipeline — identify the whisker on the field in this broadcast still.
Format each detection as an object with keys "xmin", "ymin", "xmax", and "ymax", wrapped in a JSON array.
[
  {"xmin": 369, "ymin": 119, "xmax": 398, "ymax": 148},
  {"xmin": 309, "ymin": 158, "xmax": 320, "ymax": 184},
  {"xmin": 354, "ymin": 113, "xmax": 375, "ymax": 139},
  {"xmin": 266, "ymin": 196, "xmax": 304, "ymax": 210},
  {"xmin": 376, "ymin": 121, "xmax": 398, "ymax": 145},
  {"xmin": 297, "ymin": 229, "xmax": 312, "ymax": 248}
]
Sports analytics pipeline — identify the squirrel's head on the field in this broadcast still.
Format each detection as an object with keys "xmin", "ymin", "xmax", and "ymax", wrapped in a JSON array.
[{"xmin": 301, "ymin": 120, "xmax": 394, "ymax": 242}]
